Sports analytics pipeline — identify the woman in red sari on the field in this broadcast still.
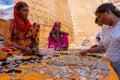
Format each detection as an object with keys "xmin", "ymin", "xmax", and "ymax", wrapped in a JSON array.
[
  {"xmin": 48, "ymin": 21, "xmax": 69, "ymax": 50},
  {"xmin": 0, "ymin": 1, "xmax": 40, "ymax": 59}
]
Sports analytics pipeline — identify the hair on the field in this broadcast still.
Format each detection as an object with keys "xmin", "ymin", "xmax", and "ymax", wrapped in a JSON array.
[
  {"xmin": 17, "ymin": 2, "xmax": 28, "ymax": 10},
  {"xmin": 59, "ymin": 22, "xmax": 61, "ymax": 24},
  {"xmin": 95, "ymin": 18, "xmax": 98, "ymax": 24},
  {"xmin": 96, "ymin": 36, "xmax": 101, "ymax": 42},
  {"xmin": 95, "ymin": 3, "xmax": 120, "ymax": 17}
]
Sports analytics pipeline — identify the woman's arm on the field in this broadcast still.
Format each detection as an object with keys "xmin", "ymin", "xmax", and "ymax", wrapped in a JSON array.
[
  {"xmin": 90, "ymin": 44, "xmax": 98, "ymax": 48},
  {"xmin": 60, "ymin": 31, "xmax": 69, "ymax": 35},
  {"xmin": 87, "ymin": 46, "xmax": 101, "ymax": 53},
  {"xmin": 79, "ymin": 46, "xmax": 101, "ymax": 56},
  {"xmin": 10, "ymin": 43, "xmax": 32, "ymax": 53}
]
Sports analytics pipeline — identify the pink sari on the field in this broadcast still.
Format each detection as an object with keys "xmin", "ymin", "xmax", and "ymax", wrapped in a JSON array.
[{"xmin": 48, "ymin": 22, "xmax": 69, "ymax": 50}]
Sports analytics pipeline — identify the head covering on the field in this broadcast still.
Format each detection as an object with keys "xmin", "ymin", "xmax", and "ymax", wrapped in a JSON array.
[
  {"xmin": 14, "ymin": 1, "xmax": 31, "ymax": 32},
  {"xmin": 48, "ymin": 21, "xmax": 69, "ymax": 50},
  {"xmin": 48, "ymin": 22, "xmax": 60, "ymax": 48},
  {"xmin": 48, "ymin": 21, "xmax": 59, "ymax": 39},
  {"xmin": 50, "ymin": 21, "xmax": 60, "ymax": 32},
  {"xmin": 48, "ymin": 21, "xmax": 60, "ymax": 38}
]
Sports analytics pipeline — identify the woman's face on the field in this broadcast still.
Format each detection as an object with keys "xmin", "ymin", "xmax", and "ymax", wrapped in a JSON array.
[
  {"xmin": 55, "ymin": 23, "xmax": 61, "ymax": 31},
  {"xmin": 97, "ymin": 20, "xmax": 103, "ymax": 26},
  {"xmin": 96, "ymin": 10, "xmax": 112, "ymax": 26},
  {"xmin": 17, "ymin": 6, "xmax": 29, "ymax": 19},
  {"xmin": 58, "ymin": 23, "xmax": 61, "ymax": 29}
]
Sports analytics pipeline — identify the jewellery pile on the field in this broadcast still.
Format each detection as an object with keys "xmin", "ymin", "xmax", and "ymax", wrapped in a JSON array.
[
  {"xmin": 0, "ymin": 56, "xmax": 43, "ymax": 80},
  {"xmin": 0, "ymin": 50, "xmax": 110, "ymax": 80},
  {"xmin": 40, "ymin": 53, "xmax": 110, "ymax": 80}
]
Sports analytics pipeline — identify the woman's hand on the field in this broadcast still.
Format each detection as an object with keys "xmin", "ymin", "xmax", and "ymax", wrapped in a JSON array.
[
  {"xmin": 25, "ymin": 47, "xmax": 33, "ymax": 53},
  {"xmin": 79, "ymin": 49, "xmax": 88, "ymax": 56},
  {"xmin": 9, "ymin": 43, "xmax": 32, "ymax": 53},
  {"xmin": 55, "ymin": 47, "xmax": 62, "ymax": 51},
  {"xmin": 32, "ymin": 47, "xmax": 39, "ymax": 54}
]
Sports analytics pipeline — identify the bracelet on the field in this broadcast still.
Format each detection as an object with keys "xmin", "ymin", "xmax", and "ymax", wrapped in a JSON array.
[
  {"xmin": 85, "ymin": 49, "xmax": 88, "ymax": 54},
  {"xmin": 99, "ymin": 45, "xmax": 106, "ymax": 53}
]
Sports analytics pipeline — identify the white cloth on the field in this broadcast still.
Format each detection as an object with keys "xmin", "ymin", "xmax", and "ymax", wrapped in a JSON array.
[
  {"xmin": 102, "ymin": 25, "xmax": 113, "ymax": 39},
  {"xmin": 102, "ymin": 21, "xmax": 120, "ymax": 62},
  {"xmin": 0, "ymin": 1, "xmax": 15, "ymax": 20},
  {"xmin": 98, "ymin": 25, "xmax": 113, "ymax": 47}
]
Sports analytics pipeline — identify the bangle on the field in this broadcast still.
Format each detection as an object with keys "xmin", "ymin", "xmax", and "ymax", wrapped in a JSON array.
[
  {"xmin": 86, "ymin": 49, "xmax": 88, "ymax": 53},
  {"xmin": 99, "ymin": 45, "xmax": 106, "ymax": 53},
  {"xmin": 85, "ymin": 49, "xmax": 88, "ymax": 55}
]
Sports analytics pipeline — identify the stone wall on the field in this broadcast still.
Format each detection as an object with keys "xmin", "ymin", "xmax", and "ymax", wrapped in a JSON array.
[
  {"xmin": 1, "ymin": 0, "xmax": 119, "ymax": 48},
  {"xmin": 22, "ymin": 0, "xmax": 73, "ymax": 48},
  {"xmin": 68, "ymin": 0, "xmax": 120, "ymax": 47},
  {"xmin": 108, "ymin": 0, "xmax": 120, "ymax": 9},
  {"xmin": 68, "ymin": 0, "xmax": 102, "ymax": 46}
]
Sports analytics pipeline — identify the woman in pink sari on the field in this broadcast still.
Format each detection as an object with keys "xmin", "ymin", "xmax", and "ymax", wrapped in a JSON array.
[{"xmin": 48, "ymin": 21, "xmax": 69, "ymax": 50}]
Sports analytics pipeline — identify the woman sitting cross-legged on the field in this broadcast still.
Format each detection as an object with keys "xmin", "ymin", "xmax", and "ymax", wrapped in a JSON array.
[
  {"xmin": 48, "ymin": 21, "xmax": 69, "ymax": 51},
  {"xmin": 0, "ymin": 1, "xmax": 40, "ymax": 60}
]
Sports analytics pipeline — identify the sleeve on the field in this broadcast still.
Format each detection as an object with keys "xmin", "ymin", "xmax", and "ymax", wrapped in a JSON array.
[
  {"xmin": 105, "ymin": 38, "xmax": 120, "ymax": 62},
  {"xmin": 98, "ymin": 40, "xmax": 106, "ymax": 53},
  {"xmin": 106, "ymin": 26, "xmax": 120, "ymax": 61},
  {"xmin": 97, "ymin": 39, "xmax": 103, "ymax": 46}
]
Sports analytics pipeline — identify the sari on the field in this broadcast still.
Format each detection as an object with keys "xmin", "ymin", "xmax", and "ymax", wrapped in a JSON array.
[
  {"xmin": 48, "ymin": 22, "xmax": 69, "ymax": 50},
  {"xmin": 0, "ymin": 2, "xmax": 40, "ymax": 60}
]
